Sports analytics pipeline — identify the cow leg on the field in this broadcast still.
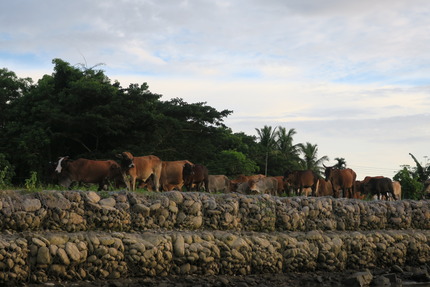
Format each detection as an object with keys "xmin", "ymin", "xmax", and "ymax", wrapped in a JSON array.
[{"xmin": 152, "ymin": 174, "xmax": 160, "ymax": 192}]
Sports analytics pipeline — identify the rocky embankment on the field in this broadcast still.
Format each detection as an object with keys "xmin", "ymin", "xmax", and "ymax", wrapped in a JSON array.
[{"xmin": 0, "ymin": 190, "xmax": 430, "ymax": 286}]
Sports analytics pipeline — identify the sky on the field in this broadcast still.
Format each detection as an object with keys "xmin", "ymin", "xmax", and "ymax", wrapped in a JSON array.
[{"xmin": 1, "ymin": 0, "xmax": 430, "ymax": 179}]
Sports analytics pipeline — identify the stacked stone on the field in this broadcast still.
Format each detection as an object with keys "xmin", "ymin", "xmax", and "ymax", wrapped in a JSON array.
[
  {"xmin": 341, "ymin": 231, "xmax": 378, "ymax": 269},
  {"xmin": 0, "ymin": 193, "xmax": 45, "ymax": 231},
  {"xmin": 41, "ymin": 191, "xmax": 87, "ymax": 232},
  {"xmin": 83, "ymin": 233, "xmax": 128, "ymax": 280},
  {"xmin": 275, "ymin": 197, "xmax": 309, "ymax": 231},
  {"xmin": 85, "ymin": 192, "xmax": 131, "ymax": 232},
  {"xmin": 129, "ymin": 192, "xmax": 179, "ymax": 230},
  {"xmin": 1, "ymin": 191, "xmax": 430, "ymax": 233},
  {"xmin": 332, "ymin": 199, "xmax": 362, "ymax": 231},
  {"xmin": 302, "ymin": 197, "xmax": 336, "ymax": 231},
  {"xmin": 0, "ymin": 236, "xmax": 28, "ymax": 282},
  {"xmin": 175, "ymin": 192, "xmax": 204, "ymax": 230},
  {"xmin": 171, "ymin": 232, "xmax": 220, "ymax": 275},
  {"xmin": 0, "ymin": 230, "xmax": 430, "ymax": 284},
  {"xmin": 278, "ymin": 232, "xmax": 318, "ymax": 271},
  {"xmin": 201, "ymin": 193, "xmax": 241, "ymax": 230},
  {"xmin": 123, "ymin": 232, "xmax": 172, "ymax": 277},
  {"xmin": 215, "ymin": 232, "xmax": 253, "ymax": 275},
  {"xmin": 27, "ymin": 233, "xmax": 89, "ymax": 283},
  {"xmin": 248, "ymin": 234, "xmax": 283, "ymax": 273},
  {"xmin": 238, "ymin": 194, "xmax": 277, "ymax": 232},
  {"xmin": 410, "ymin": 200, "xmax": 430, "ymax": 229}
]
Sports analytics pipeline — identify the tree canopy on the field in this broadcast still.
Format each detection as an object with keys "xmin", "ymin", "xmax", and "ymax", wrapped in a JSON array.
[{"xmin": 0, "ymin": 58, "xmax": 332, "ymax": 185}]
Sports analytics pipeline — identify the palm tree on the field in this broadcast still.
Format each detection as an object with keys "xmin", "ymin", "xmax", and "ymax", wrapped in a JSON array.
[
  {"xmin": 276, "ymin": 127, "xmax": 301, "ymax": 169},
  {"xmin": 297, "ymin": 142, "xmax": 329, "ymax": 175},
  {"xmin": 255, "ymin": 125, "xmax": 278, "ymax": 176},
  {"xmin": 334, "ymin": 157, "xmax": 347, "ymax": 169}
]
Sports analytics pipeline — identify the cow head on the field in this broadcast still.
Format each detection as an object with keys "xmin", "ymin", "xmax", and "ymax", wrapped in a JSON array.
[
  {"xmin": 116, "ymin": 152, "xmax": 135, "ymax": 170},
  {"xmin": 182, "ymin": 163, "xmax": 195, "ymax": 185},
  {"xmin": 248, "ymin": 179, "xmax": 260, "ymax": 194},
  {"xmin": 323, "ymin": 164, "xmax": 334, "ymax": 181},
  {"xmin": 55, "ymin": 156, "xmax": 70, "ymax": 174}
]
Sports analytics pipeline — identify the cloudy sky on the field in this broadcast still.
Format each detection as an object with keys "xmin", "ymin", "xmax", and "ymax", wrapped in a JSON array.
[{"xmin": 2, "ymin": 0, "xmax": 430, "ymax": 179}]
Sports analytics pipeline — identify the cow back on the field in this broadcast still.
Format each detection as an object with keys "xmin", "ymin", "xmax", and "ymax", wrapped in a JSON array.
[
  {"xmin": 160, "ymin": 160, "xmax": 193, "ymax": 191},
  {"xmin": 208, "ymin": 175, "xmax": 230, "ymax": 193},
  {"xmin": 133, "ymin": 155, "xmax": 162, "ymax": 180},
  {"xmin": 317, "ymin": 178, "xmax": 333, "ymax": 197}
]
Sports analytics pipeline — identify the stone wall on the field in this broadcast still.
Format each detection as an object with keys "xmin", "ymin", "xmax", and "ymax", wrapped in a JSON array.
[{"xmin": 0, "ymin": 190, "xmax": 429, "ymax": 284}]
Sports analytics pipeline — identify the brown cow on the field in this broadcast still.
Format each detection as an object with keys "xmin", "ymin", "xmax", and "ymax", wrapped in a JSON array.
[
  {"xmin": 182, "ymin": 163, "xmax": 209, "ymax": 191},
  {"xmin": 316, "ymin": 178, "xmax": 333, "ymax": 197},
  {"xmin": 230, "ymin": 174, "xmax": 265, "ymax": 192},
  {"xmin": 324, "ymin": 165, "xmax": 357, "ymax": 198},
  {"xmin": 284, "ymin": 170, "xmax": 318, "ymax": 196},
  {"xmin": 117, "ymin": 152, "xmax": 162, "ymax": 191},
  {"xmin": 160, "ymin": 160, "xmax": 193, "ymax": 191},
  {"xmin": 274, "ymin": 176, "xmax": 285, "ymax": 196},
  {"xmin": 208, "ymin": 175, "xmax": 230, "ymax": 193},
  {"xmin": 391, "ymin": 180, "xmax": 402, "ymax": 200},
  {"xmin": 55, "ymin": 157, "xmax": 122, "ymax": 191},
  {"xmin": 353, "ymin": 181, "xmax": 366, "ymax": 200}
]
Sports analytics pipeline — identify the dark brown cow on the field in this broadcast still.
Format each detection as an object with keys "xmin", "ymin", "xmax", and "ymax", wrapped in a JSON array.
[
  {"xmin": 55, "ymin": 157, "xmax": 122, "ymax": 190},
  {"xmin": 284, "ymin": 170, "xmax": 318, "ymax": 196},
  {"xmin": 355, "ymin": 176, "xmax": 384, "ymax": 199},
  {"xmin": 230, "ymin": 174, "xmax": 265, "ymax": 192},
  {"xmin": 208, "ymin": 175, "xmax": 230, "ymax": 193},
  {"xmin": 316, "ymin": 178, "xmax": 333, "ymax": 197},
  {"xmin": 353, "ymin": 181, "xmax": 366, "ymax": 200},
  {"xmin": 182, "ymin": 163, "xmax": 209, "ymax": 191},
  {"xmin": 360, "ymin": 177, "xmax": 396, "ymax": 200},
  {"xmin": 160, "ymin": 160, "xmax": 193, "ymax": 191},
  {"xmin": 117, "ymin": 152, "xmax": 162, "ymax": 191},
  {"xmin": 324, "ymin": 166, "xmax": 357, "ymax": 198}
]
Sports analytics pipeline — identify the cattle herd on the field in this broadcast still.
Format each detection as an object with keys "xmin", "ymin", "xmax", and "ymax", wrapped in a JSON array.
[{"xmin": 53, "ymin": 152, "xmax": 401, "ymax": 200}]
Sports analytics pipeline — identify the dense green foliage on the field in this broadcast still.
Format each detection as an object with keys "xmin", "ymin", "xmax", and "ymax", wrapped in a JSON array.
[
  {"xmin": 1, "ymin": 59, "xmax": 427, "ymax": 200},
  {"xmin": 0, "ymin": 59, "xmax": 328, "ymax": 184}
]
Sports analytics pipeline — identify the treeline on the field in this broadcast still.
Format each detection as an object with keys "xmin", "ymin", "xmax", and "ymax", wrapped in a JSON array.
[
  {"xmin": 1, "ymin": 58, "xmax": 428, "ymax": 200},
  {"xmin": 0, "ymin": 59, "xmax": 330, "ymax": 185}
]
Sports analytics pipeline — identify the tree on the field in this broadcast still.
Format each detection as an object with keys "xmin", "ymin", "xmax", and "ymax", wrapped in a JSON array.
[
  {"xmin": 0, "ymin": 68, "xmax": 32, "ymax": 127},
  {"xmin": 275, "ymin": 127, "xmax": 301, "ymax": 172},
  {"xmin": 334, "ymin": 157, "xmax": 347, "ymax": 169},
  {"xmin": 393, "ymin": 166, "xmax": 424, "ymax": 199},
  {"xmin": 0, "ymin": 59, "xmax": 234, "ymax": 184},
  {"xmin": 409, "ymin": 153, "xmax": 430, "ymax": 182},
  {"xmin": 255, "ymin": 125, "xmax": 278, "ymax": 176},
  {"xmin": 297, "ymin": 142, "xmax": 329, "ymax": 176},
  {"xmin": 208, "ymin": 150, "xmax": 258, "ymax": 176}
]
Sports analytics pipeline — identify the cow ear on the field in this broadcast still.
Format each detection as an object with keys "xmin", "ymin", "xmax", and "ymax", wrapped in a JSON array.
[{"xmin": 116, "ymin": 154, "xmax": 122, "ymax": 159}]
